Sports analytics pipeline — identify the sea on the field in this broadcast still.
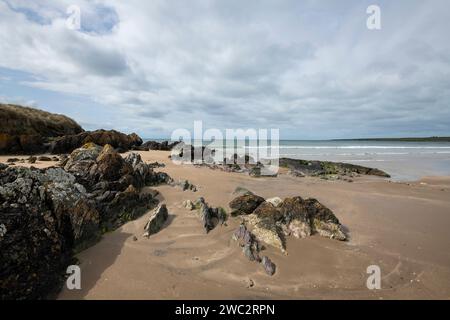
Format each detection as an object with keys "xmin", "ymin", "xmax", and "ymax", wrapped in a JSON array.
[{"xmin": 147, "ymin": 139, "xmax": 450, "ymax": 181}]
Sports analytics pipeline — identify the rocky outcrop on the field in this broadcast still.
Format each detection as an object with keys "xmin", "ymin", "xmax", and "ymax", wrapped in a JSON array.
[
  {"xmin": 0, "ymin": 143, "xmax": 171, "ymax": 300},
  {"xmin": 229, "ymin": 194, "xmax": 265, "ymax": 216},
  {"xmin": 143, "ymin": 204, "xmax": 169, "ymax": 237},
  {"xmin": 0, "ymin": 166, "xmax": 99, "ymax": 300},
  {"xmin": 0, "ymin": 104, "xmax": 83, "ymax": 155},
  {"xmin": 280, "ymin": 158, "xmax": 390, "ymax": 178},
  {"xmin": 136, "ymin": 140, "xmax": 181, "ymax": 151},
  {"xmin": 49, "ymin": 129, "xmax": 143, "ymax": 154},
  {"xmin": 230, "ymin": 192, "xmax": 347, "ymax": 255}
]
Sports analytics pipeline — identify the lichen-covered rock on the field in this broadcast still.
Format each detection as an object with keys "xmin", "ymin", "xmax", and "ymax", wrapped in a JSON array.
[
  {"xmin": 143, "ymin": 204, "xmax": 169, "ymax": 237},
  {"xmin": 229, "ymin": 194, "xmax": 265, "ymax": 216},
  {"xmin": 239, "ymin": 194, "xmax": 347, "ymax": 254},
  {"xmin": 0, "ymin": 166, "xmax": 99, "ymax": 300},
  {"xmin": 0, "ymin": 143, "xmax": 170, "ymax": 300},
  {"xmin": 49, "ymin": 129, "xmax": 143, "ymax": 154}
]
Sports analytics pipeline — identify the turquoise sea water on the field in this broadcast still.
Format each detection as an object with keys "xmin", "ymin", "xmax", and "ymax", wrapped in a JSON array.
[{"xmin": 147, "ymin": 139, "xmax": 450, "ymax": 181}]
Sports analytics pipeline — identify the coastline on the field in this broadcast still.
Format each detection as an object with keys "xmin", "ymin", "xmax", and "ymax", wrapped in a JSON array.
[{"xmin": 3, "ymin": 151, "xmax": 449, "ymax": 299}]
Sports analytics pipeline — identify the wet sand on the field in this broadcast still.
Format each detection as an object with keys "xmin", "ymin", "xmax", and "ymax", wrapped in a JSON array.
[{"xmin": 2, "ymin": 152, "xmax": 450, "ymax": 299}]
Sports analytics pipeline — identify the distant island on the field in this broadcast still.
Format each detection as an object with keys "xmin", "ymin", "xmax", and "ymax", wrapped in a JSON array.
[{"xmin": 333, "ymin": 137, "xmax": 450, "ymax": 142}]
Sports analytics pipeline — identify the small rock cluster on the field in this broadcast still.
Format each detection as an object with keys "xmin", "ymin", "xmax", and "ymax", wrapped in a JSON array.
[{"xmin": 232, "ymin": 224, "xmax": 276, "ymax": 276}]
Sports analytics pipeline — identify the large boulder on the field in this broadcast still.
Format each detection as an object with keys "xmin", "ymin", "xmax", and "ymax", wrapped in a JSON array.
[
  {"xmin": 0, "ymin": 104, "xmax": 83, "ymax": 155},
  {"xmin": 0, "ymin": 166, "xmax": 99, "ymax": 300},
  {"xmin": 233, "ymin": 192, "xmax": 348, "ymax": 254},
  {"xmin": 49, "ymin": 129, "xmax": 143, "ymax": 154}
]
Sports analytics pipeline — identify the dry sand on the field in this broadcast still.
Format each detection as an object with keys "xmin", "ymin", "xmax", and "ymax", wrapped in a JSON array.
[{"xmin": 2, "ymin": 152, "xmax": 450, "ymax": 299}]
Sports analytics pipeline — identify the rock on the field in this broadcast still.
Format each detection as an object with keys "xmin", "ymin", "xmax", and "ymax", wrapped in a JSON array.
[
  {"xmin": 246, "ymin": 278, "xmax": 255, "ymax": 288},
  {"xmin": 49, "ymin": 129, "xmax": 143, "ymax": 154},
  {"xmin": 104, "ymin": 185, "xmax": 158, "ymax": 230},
  {"xmin": 279, "ymin": 197, "xmax": 347, "ymax": 241},
  {"xmin": 0, "ymin": 104, "xmax": 83, "ymax": 155},
  {"xmin": 183, "ymin": 200, "xmax": 195, "ymax": 210},
  {"xmin": 6, "ymin": 158, "xmax": 20, "ymax": 163},
  {"xmin": 266, "ymin": 197, "xmax": 283, "ymax": 207},
  {"xmin": 253, "ymin": 202, "xmax": 283, "ymax": 222},
  {"xmin": 139, "ymin": 140, "xmax": 181, "ymax": 151},
  {"xmin": 232, "ymin": 186, "xmax": 254, "ymax": 196},
  {"xmin": 288, "ymin": 170, "xmax": 305, "ymax": 177},
  {"xmin": 280, "ymin": 158, "xmax": 390, "ymax": 178},
  {"xmin": 27, "ymin": 156, "xmax": 37, "ymax": 164},
  {"xmin": 0, "ymin": 166, "xmax": 99, "ymax": 299},
  {"xmin": 132, "ymin": 236, "xmax": 138, "ymax": 241},
  {"xmin": 229, "ymin": 194, "xmax": 265, "ymax": 216},
  {"xmin": 174, "ymin": 179, "xmax": 197, "ymax": 192},
  {"xmin": 194, "ymin": 198, "xmax": 227, "ymax": 233},
  {"xmin": 143, "ymin": 204, "xmax": 169, "ymax": 237},
  {"xmin": 261, "ymin": 256, "xmax": 276, "ymax": 276},
  {"xmin": 37, "ymin": 156, "xmax": 52, "ymax": 161},
  {"xmin": 252, "ymin": 217, "xmax": 286, "ymax": 254},
  {"xmin": 51, "ymin": 156, "xmax": 60, "ymax": 162},
  {"xmin": 232, "ymin": 224, "xmax": 261, "ymax": 262},
  {"xmin": 0, "ymin": 143, "xmax": 171, "ymax": 299},
  {"xmin": 279, "ymin": 197, "xmax": 312, "ymax": 239}
]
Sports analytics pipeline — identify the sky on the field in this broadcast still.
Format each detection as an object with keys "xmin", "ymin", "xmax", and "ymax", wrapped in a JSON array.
[{"xmin": 0, "ymin": 0, "xmax": 449, "ymax": 139}]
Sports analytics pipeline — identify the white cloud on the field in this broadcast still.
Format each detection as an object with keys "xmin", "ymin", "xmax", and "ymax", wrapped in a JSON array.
[{"xmin": 0, "ymin": 0, "xmax": 449, "ymax": 138}]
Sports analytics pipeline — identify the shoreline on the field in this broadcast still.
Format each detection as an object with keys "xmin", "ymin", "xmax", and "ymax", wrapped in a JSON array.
[{"xmin": 3, "ymin": 150, "xmax": 449, "ymax": 299}]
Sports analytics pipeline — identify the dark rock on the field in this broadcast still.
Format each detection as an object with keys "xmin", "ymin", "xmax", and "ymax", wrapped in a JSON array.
[
  {"xmin": 37, "ymin": 156, "xmax": 52, "ymax": 161},
  {"xmin": 0, "ymin": 166, "xmax": 99, "ymax": 299},
  {"xmin": 27, "ymin": 156, "xmax": 37, "ymax": 164},
  {"xmin": 140, "ymin": 140, "xmax": 181, "ymax": 151},
  {"xmin": 143, "ymin": 204, "xmax": 169, "ymax": 237},
  {"xmin": 6, "ymin": 158, "xmax": 20, "ymax": 163},
  {"xmin": 0, "ymin": 143, "xmax": 171, "ymax": 299},
  {"xmin": 261, "ymin": 256, "xmax": 276, "ymax": 276},
  {"xmin": 229, "ymin": 194, "xmax": 265, "ymax": 216},
  {"xmin": 253, "ymin": 202, "xmax": 284, "ymax": 223},
  {"xmin": 280, "ymin": 158, "xmax": 390, "ymax": 178},
  {"xmin": 279, "ymin": 197, "xmax": 346, "ymax": 241},
  {"xmin": 49, "ymin": 129, "xmax": 143, "ymax": 154},
  {"xmin": 232, "ymin": 224, "xmax": 261, "ymax": 262},
  {"xmin": 232, "ymin": 186, "xmax": 254, "ymax": 196}
]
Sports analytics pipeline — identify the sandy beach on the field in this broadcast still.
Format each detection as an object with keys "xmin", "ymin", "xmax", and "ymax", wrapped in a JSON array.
[{"xmin": 4, "ymin": 150, "xmax": 448, "ymax": 300}]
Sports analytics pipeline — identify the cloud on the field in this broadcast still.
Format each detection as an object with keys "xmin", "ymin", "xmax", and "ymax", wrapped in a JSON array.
[{"xmin": 0, "ymin": 0, "xmax": 449, "ymax": 139}]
